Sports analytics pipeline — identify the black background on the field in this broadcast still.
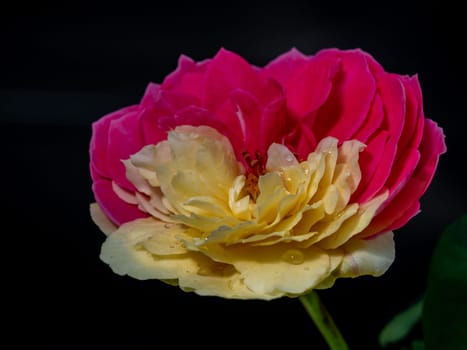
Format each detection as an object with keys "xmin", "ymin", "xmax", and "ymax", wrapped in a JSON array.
[{"xmin": 3, "ymin": 1, "xmax": 466, "ymax": 349}]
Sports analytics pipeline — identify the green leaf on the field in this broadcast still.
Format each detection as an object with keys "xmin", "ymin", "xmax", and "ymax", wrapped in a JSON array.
[
  {"xmin": 423, "ymin": 214, "xmax": 467, "ymax": 350},
  {"xmin": 378, "ymin": 297, "xmax": 423, "ymax": 347}
]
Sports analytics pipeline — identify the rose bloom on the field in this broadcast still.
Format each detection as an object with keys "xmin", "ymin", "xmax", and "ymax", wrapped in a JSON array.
[{"xmin": 90, "ymin": 48, "xmax": 445, "ymax": 300}]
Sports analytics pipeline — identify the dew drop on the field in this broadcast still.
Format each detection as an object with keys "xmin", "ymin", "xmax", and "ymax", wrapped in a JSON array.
[
  {"xmin": 285, "ymin": 155, "xmax": 294, "ymax": 163},
  {"xmin": 164, "ymin": 224, "xmax": 171, "ymax": 229},
  {"xmin": 282, "ymin": 249, "xmax": 304, "ymax": 265}
]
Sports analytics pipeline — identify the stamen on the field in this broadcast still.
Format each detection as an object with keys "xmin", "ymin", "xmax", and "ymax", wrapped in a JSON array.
[{"xmin": 242, "ymin": 150, "xmax": 266, "ymax": 201}]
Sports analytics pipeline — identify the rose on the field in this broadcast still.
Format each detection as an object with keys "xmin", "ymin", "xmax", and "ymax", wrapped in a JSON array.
[{"xmin": 90, "ymin": 48, "xmax": 445, "ymax": 300}]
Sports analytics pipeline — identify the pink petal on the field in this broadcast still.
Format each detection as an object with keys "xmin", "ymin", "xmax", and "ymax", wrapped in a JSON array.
[
  {"xmin": 382, "ymin": 77, "xmax": 425, "ymax": 196},
  {"xmin": 106, "ymin": 109, "xmax": 145, "ymax": 191},
  {"xmin": 353, "ymin": 94, "xmax": 384, "ymax": 142},
  {"xmin": 397, "ymin": 76, "xmax": 425, "ymax": 153},
  {"xmin": 285, "ymin": 53, "xmax": 339, "ymax": 118},
  {"xmin": 140, "ymin": 90, "xmax": 198, "ymax": 144},
  {"xmin": 352, "ymin": 72, "xmax": 405, "ymax": 203},
  {"xmin": 161, "ymin": 54, "xmax": 210, "ymax": 92},
  {"xmin": 139, "ymin": 83, "xmax": 160, "ymax": 109},
  {"xmin": 90, "ymin": 105, "xmax": 140, "ymax": 181},
  {"xmin": 362, "ymin": 119, "xmax": 446, "ymax": 236},
  {"xmin": 158, "ymin": 105, "xmax": 229, "ymax": 138},
  {"xmin": 201, "ymin": 48, "xmax": 281, "ymax": 112},
  {"xmin": 285, "ymin": 123, "xmax": 317, "ymax": 161},
  {"xmin": 263, "ymin": 48, "xmax": 308, "ymax": 86},
  {"xmin": 352, "ymin": 130, "xmax": 393, "ymax": 203},
  {"xmin": 92, "ymin": 179, "xmax": 148, "ymax": 226},
  {"xmin": 260, "ymin": 97, "xmax": 291, "ymax": 155},
  {"xmin": 230, "ymin": 89, "xmax": 263, "ymax": 155},
  {"xmin": 311, "ymin": 49, "xmax": 376, "ymax": 141},
  {"xmin": 378, "ymin": 73, "xmax": 406, "ymax": 140}
]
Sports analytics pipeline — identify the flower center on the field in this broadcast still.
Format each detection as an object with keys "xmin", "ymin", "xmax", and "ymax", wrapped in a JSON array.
[{"xmin": 242, "ymin": 151, "xmax": 266, "ymax": 201}]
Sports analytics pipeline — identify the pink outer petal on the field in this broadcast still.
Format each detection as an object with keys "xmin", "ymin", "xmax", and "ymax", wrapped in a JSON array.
[
  {"xmin": 263, "ymin": 48, "xmax": 308, "ymax": 86},
  {"xmin": 90, "ymin": 105, "xmax": 140, "ymax": 181},
  {"xmin": 361, "ymin": 119, "xmax": 446, "ymax": 237},
  {"xmin": 310, "ymin": 49, "xmax": 376, "ymax": 141},
  {"xmin": 285, "ymin": 53, "xmax": 339, "ymax": 118},
  {"xmin": 139, "ymin": 83, "xmax": 160, "ymax": 109},
  {"xmin": 201, "ymin": 48, "xmax": 282, "ymax": 112},
  {"xmin": 353, "ymin": 94, "xmax": 384, "ymax": 142},
  {"xmin": 106, "ymin": 109, "xmax": 145, "ymax": 191},
  {"xmin": 351, "ymin": 72, "xmax": 406, "ymax": 203},
  {"xmin": 397, "ymin": 76, "xmax": 424, "ymax": 154},
  {"xmin": 93, "ymin": 179, "xmax": 148, "ymax": 226},
  {"xmin": 161, "ymin": 54, "xmax": 210, "ymax": 99},
  {"xmin": 382, "ymin": 76, "xmax": 425, "ymax": 197},
  {"xmin": 140, "ymin": 90, "xmax": 198, "ymax": 144}
]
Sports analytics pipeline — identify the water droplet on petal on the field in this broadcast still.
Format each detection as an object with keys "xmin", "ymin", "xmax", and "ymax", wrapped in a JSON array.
[
  {"xmin": 164, "ymin": 224, "xmax": 171, "ymax": 229},
  {"xmin": 286, "ymin": 155, "xmax": 294, "ymax": 163},
  {"xmin": 282, "ymin": 249, "xmax": 304, "ymax": 265}
]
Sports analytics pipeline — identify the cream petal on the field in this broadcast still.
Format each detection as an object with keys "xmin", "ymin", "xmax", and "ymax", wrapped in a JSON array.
[
  {"xmin": 100, "ymin": 218, "xmax": 196, "ymax": 280},
  {"xmin": 122, "ymin": 159, "xmax": 153, "ymax": 196},
  {"xmin": 199, "ymin": 244, "xmax": 334, "ymax": 296},
  {"xmin": 266, "ymin": 143, "xmax": 299, "ymax": 171},
  {"xmin": 112, "ymin": 181, "xmax": 138, "ymax": 205},
  {"xmin": 317, "ymin": 191, "xmax": 389, "ymax": 249},
  {"xmin": 90, "ymin": 203, "xmax": 117, "ymax": 236},
  {"xmin": 337, "ymin": 231, "xmax": 395, "ymax": 278}
]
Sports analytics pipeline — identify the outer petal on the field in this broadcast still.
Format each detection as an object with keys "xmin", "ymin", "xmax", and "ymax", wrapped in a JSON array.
[
  {"xmin": 263, "ymin": 48, "xmax": 308, "ymax": 86},
  {"xmin": 361, "ymin": 119, "xmax": 446, "ymax": 236},
  {"xmin": 310, "ymin": 49, "xmax": 376, "ymax": 142},
  {"xmin": 106, "ymin": 109, "xmax": 146, "ymax": 191},
  {"xmin": 201, "ymin": 48, "xmax": 282, "ymax": 112},
  {"xmin": 90, "ymin": 105, "xmax": 140, "ymax": 180},
  {"xmin": 285, "ymin": 53, "xmax": 339, "ymax": 118},
  {"xmin": 352, "ymin": 73, "xmax": 406, "ymax": 203},
  {"xmin": 161, "ymin": 54, "xmax": 210, "ymax": 100}
]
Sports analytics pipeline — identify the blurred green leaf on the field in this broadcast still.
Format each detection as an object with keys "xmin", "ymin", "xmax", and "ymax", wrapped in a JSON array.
[
  {"xmin": 378, "ymin": 298, "xmax": 423, "ymax": 347},
  {"xmin": 423, "ymin": 214, "xmax": 467, "ymax": 350},
  {"xmin": 410, "ymin": 339, "xmax": 425, "ymax": 350}
]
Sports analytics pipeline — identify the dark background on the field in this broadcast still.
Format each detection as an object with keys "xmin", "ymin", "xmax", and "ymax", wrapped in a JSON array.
[{"xmin": 3, "ymin": 1, "xmax": 466, "ymax": 349}]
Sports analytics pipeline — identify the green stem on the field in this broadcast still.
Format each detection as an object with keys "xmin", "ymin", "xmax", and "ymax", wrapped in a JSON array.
[{"xmin": 299, "ymin": 291, "xmax": 350, "ymax": 350}]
